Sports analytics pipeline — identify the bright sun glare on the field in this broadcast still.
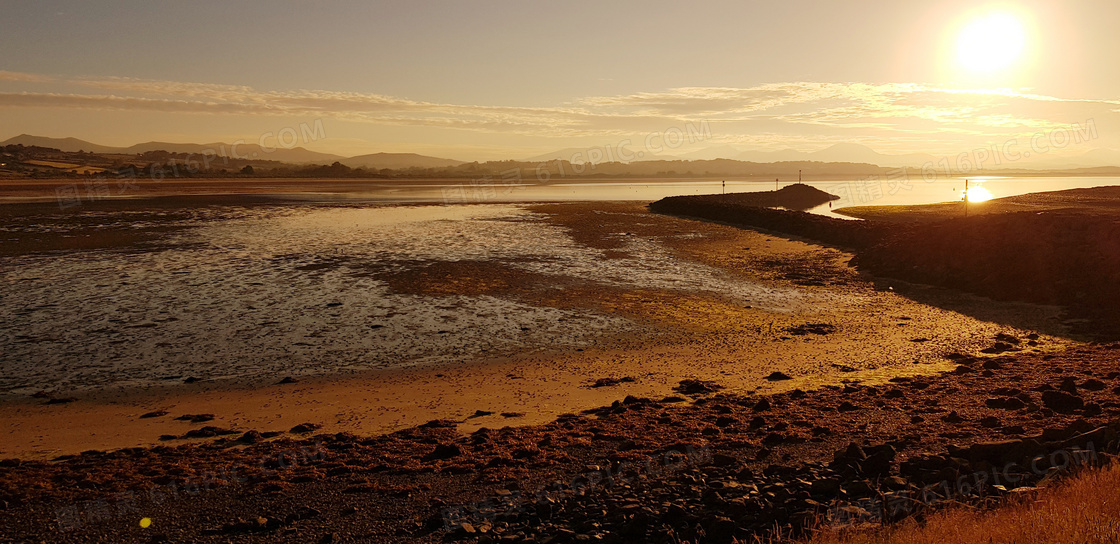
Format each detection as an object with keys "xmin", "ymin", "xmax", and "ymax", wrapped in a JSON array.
[
  {"xmin": 965, "ymin": 186, "xmax": 995, "ymax": 202},
  {"xmin": 956, "ymin": 12, "xmax": 1026, "ymax": 73}
]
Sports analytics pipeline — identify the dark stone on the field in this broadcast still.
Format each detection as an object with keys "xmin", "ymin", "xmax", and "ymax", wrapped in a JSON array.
[
  {"xmin": 676, "ymin": 379, "xmax": 723, "ymax": 395},
  {"xmin": 1041, "ymin": 390, "xmax": 1084, "ymax": 413},
  {"xmin": 1059, "ymin": 377, "xmax": 1079, "ymax": 394},
  {"xmin": 1081, "ymin": 379, "xmax": 1106, "ymax": 391},
  {"xmin": 765, "ymin": 372, "xmax": 793, "ymax": 381},
  {"xmin": 290, "ymin": 423, "xmax": 322, "ymax": 434},
  {"xmin": 176, "ymin": 414, "xmax": 215, "ymax": 423},
  {"xmin": 426, "ymin": 443, "xmax": 462, "ymax": 460},
  {"xmin": 715, "ymin": 416, "xmax": 737, "ymax": 428}
]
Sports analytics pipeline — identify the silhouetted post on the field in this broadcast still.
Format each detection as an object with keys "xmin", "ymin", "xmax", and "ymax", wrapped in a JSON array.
[
  {"xmin": 964, "ymin": 179, "xmax": 969, "ymax": 218},
  {"xmin": 722, "ymin": 180, "xmax": 725, "ymax": 194},
  {"xmin": 799, "ymin": 169, "xmax": 802, "ymax": 183}
]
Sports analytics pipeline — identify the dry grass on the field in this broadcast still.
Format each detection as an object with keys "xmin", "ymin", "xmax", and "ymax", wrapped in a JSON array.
[{"xmin": 802, "ymin": 464, "xmax": 1120, "ymax": 544}]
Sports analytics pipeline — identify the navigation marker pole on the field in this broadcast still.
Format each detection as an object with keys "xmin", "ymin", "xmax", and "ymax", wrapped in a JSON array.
[{"xmin": 964, "ymin": 179, "xmax": 969, "ymax": 218}]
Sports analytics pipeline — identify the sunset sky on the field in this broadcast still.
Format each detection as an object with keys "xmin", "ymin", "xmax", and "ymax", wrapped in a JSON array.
[{"xmin": 1, "ymin": 0, "xmax": 1118, "ymax": 163}]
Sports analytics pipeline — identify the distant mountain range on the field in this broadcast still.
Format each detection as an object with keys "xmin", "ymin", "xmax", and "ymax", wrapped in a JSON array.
[
  {"xmin": 527, "ymin": 142, "xmax": 1120, "ymax": 170},
  {"xmin": 6, "ymin": 134, "xmax": 1118, "ymax": 171},
  {"xmin": 1, "ymin": 134, "xmax": 464, "ymax": 169},
  {"xmin": 341, "ymin": 153, "xmax": 464, "ymax": 170}
]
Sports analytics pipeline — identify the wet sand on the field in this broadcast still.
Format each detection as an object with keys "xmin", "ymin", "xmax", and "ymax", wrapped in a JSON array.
[{"xmin": 0, "ymin": 198, "xmax": 1070, "ymax": 459}]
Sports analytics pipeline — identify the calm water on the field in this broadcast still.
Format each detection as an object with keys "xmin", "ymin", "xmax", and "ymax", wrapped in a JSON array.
[{"xmin": 303, "ymin": 176, "xmax": 1120, "ymax": 219}]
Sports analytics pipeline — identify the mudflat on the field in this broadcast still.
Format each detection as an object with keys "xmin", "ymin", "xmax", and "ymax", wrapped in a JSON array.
[{"xmin": 0, "ymin": 182, "xmax": 1103, "ymax": 543}]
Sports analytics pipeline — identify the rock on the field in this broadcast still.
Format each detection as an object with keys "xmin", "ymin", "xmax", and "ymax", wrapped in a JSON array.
[
  {"xmin": 418, "ymin": 419, "xmax": 457, "ymax": 428},
  {"xmin": 278, "ymin": 376, "xmax": 298, "ymax": 384},
  {"xmin": 968, "ymin": 439, "xmax": 1043, "ymax": 465},
  {"xmin": 994, "ymin": 333, "xmax": 1020, "ymax": 344},
  {"xmin": 469, "ymin": 410, "xmax": 494, "ymax": 418},
  {"xmin": 837, "ymin": 402, "xmax": 859, "ymax": 412},
  {"xmin": 980, "ymin": 416, "xmax": 1001, "ymax": 428},
  {"xmin": 715, "ymin": 416, "xmax": 737, "ymax": 428},
  {"xmin": 1081, "ymin": 379, "xmax": 1106, "ymax": 391},
  {"xmin": 139, "ymin": 410, "xmax": 169, "ymax": 419},
  {"xmin": 591, "ymin": 376, "xmax": 635, "ymax": 387},
  {"xmin": 1059, "ymin": 377, "xmax": 1079, "ymax": 394},
  {"xmin": 290, "ymin": 423, "xmax": 322, "ymax": 434},
  {"xmin": 426, "ymin": 443, "xmax": 461, "ymax": 460},
  {"xmin": 861, "ymin": 450, "xmax": 894, "ymax": 477},
  {"xmin": 676, "ymin": 379, "xmax": 723, "ymax": 395},
  {"xmin": 712, "ymin": 454, "xmax": 738, "ymax": 467},
  {"xmin": 1041, "ymin": 390, "xmax": 1084, "ymax": 413},
  {"xmin": 183, "ymin": 426, "xmax": 237, "ymax": 439},
  {"xmin": 749, "ymin": 416, "xmax": 767, "ymax": 429},
  {"xmin": 45, "ymin": 397, "xmax": 77, "ymax": 405},
  {"xmin": 176, "ymin": 414, "xmax": 215, "ymax": 423},
  {"xmin": 786, "ymin": 323, "xmax": 836, "ymax": 335},
  {"xmin": 942, "ymin": 411, "xmax": 964, "ymax": 423},
  {"xmin": 765, "ymin": 372, "xmax": 793, "ymax": 381},
  {"xmin": 752, "ymin": 398, "xmax": 771, "ymax": 412},
  {"xmin": 910, "ymin": 415, "xmax": 924, "ymax": 423},
  {"xmin": 183, "ymin": 376, "xmax": 202, "ymax": 383},
  {"xmin": 980, "ymin": 343, "xmax": 1013, "ymax": 354},
  {"xmin": 239, "ymin": 430, "xmax": 263, "ymax": 443},
  {"xmin": 708, "ymin": 516, "xmax": 737, "ymax": 544}
]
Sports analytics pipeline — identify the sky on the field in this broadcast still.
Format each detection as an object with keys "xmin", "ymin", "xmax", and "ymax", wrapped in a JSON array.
[{"xmin": 1, "ymin": 0, "xmax": 1118, "ymax": 163}]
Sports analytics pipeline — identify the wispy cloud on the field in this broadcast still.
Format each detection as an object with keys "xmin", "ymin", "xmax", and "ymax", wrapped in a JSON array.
[
  {"xmin": 0, "ymin": 70, "xmax": 55, "ymax": 83},
  {"xmin": 0, "ymin": 72, "xmax": 1116, "ymax": 151}
]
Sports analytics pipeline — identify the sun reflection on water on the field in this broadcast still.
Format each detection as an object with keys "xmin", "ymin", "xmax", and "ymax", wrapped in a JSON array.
[{"xmin": 964, "ymin": 186, "xmax": 994, "ymax": 202}]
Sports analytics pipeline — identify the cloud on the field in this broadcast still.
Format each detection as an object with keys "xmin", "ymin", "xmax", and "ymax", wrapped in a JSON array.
[
  {"xmin": 0, "ymin": 70, "xmax": 55, "ymax": 83},
  {"xmin": 0, "ymin": 72, "xmax": 1116, "ymax": 150}
]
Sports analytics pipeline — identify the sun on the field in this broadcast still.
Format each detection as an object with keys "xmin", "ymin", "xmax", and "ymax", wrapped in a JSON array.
[
  {"xmin": 956, "ymin": 12, "xmax": 1026, "ymax": 73},
  {"xmin": 965, "ymin": 186, "xmax": 994, "ymax": 202}
]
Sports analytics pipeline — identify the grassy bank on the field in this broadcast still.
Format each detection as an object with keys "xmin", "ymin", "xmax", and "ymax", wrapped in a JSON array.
[{"xmin": 804, "ymin": 462, "xmax": 1120, "ymax": 544}]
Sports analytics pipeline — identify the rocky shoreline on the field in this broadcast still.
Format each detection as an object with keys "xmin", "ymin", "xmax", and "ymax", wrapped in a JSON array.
[{"xmin": 4, "ymin": 333, "xmax": 1120, "ymax": 542}]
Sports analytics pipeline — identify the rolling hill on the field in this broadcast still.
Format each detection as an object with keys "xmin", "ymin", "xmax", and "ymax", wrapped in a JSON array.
[{"xmin": 340, "ymin": 153, "xmax": 464, "ymax": 170}]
